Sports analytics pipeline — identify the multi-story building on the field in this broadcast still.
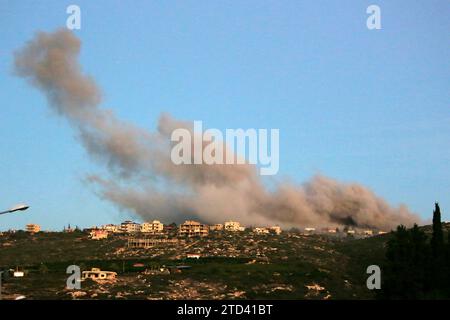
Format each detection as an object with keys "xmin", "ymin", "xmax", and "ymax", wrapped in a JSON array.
[
  {"xmin": 26, "ymin": 224, "xmax": 40, "ymax": 233},
  {"xmin": 120, "ymin": 221, "xmax": 141, "ymax": 233},
  {"xmin": 224, "ymin": 221, "xmax": 244, "ymax": 232},
  {"xmin": 210, "ymin": 224, "xmax": 223, "ymax": 231},
  {"xmin": 141, "ymin": 220, "xmax": 164, "ymax": 234},
  {"xmin": 102, "ymin": 224, "xmax": 120, "ymax": 233},
  {"xmin": 179, "ymin": 220, "xmax": 209, "ymax": 237}
]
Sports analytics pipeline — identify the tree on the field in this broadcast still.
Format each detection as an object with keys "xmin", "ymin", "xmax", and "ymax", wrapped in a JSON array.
[
  {"xmin": 429, "ymin": 202, "xmax": 446, "ymax": 294},
  {"xmin": 381, "ymin": 224, "xmax": 429, "ymax": 299},
  {"xmin": 431, "ymin": 202, "xmax": 444, "ymax": 258},
  {"xmin": 380, "ymin": 203, "xmax": 449, "ymax": 299}
]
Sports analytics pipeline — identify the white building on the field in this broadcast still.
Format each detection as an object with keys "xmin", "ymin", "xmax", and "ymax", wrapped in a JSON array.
[
  {"xmin": 253, "ymin": 227, "xmax": 270, "ymax": 235},
  {"xmin": 102, "ymin": 224, "xmax": 120, "ymax": 233},
  {"xmin": 179, "ymin": 220, "xmax": 209, "ymax": 237},
  {"xmin": 210, "ymin": 224, "xmax": 224, "ymax": 231},
  {"xmin": 120, "ymin": 221, "xmax": 141, "ymax": 233},
  {"xmin": 82, "ymin": 268, "xmax": 117, "ymax": 281},
  {"xmin": 141, "ymin": 220, "xmax": 164, "ymax": 234},
  {"xmin": 26, "ymin": 224, "xmax": 41, "ymax": 233},
  {"xmin": 224, "ymin": 221, "xmax": 244, "ymax": 232}
]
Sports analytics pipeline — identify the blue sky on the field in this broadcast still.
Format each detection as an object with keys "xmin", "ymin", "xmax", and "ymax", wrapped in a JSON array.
[{"xmin": 0, "ymin": 0, "xmax": 449, "ymax": 230}]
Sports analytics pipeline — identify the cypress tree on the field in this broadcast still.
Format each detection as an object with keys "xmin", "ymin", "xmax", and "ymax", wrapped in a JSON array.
[{"xmin": 431, "ymin": 202, "xmax": 444, "ymax": 257}]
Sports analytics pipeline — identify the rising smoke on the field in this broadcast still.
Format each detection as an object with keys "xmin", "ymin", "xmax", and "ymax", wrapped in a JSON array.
[{"xmin": 14, "ymin": 29, "xmax": 420, "ymax": 230}]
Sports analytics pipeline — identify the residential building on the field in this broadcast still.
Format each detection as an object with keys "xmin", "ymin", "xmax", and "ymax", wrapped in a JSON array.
[
  {"xmin": 81, "ymin": 268, "xmax": 117, "ymax": 281},
  {"xmin": 141, "ymin": 220, "xmax": 164, "ymax": 234},
  {"xmin": 253, "ymin": 227, "xmax": 270, "ymax": 235},
  {"xmin": 90, "ymin": 229, "xmax": 108, "ymax": 240},
  {"xmin": 224, "ymin": 221, "xmax": 243, "ymax": 232},
  {"xmin": 120, "ymin": 221, "xmax": 141, "ymax": 233},
  {"xmin": 102, "ymin": 224, "xmax": 120, "ymax": 233},
  {"xmin": 26, "ymin": 224, "xmax": 40, "ymax": 233},
  {"xmin": 210, "ymin": 224, "xmax": 224, "ymax": 231},
  {"xmin": 179, "ymin": 220, "xmax": 209, "ymax": 237}
]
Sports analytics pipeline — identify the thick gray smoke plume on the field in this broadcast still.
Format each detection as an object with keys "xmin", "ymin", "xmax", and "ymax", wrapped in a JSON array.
[{"xmin": 14, "ymin": 29, "xmax": 421, "ymax": 230}]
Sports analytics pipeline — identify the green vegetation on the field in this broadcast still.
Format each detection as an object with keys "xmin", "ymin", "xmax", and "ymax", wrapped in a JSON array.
[
  {"xmin": 380, "ymin": 203, "xmax": 450, "ymax": 299},
  {"xmin": 0, "ymin": 229, "xmax": 391, "ymax": 300}
]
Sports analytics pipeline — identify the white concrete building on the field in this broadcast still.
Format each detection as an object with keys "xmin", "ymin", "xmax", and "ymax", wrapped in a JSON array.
[
  {"xmin": 26, "ymin": 224, "xmax": 41, "ymax": 233},
  {"xmin": 179, "ymin": 220, "xmax": 209, "ymax": 237},
  {"xmin": 120, "ymin": 221, "xmax": 141, "ymax": 233},
  {"xmin": 210, "ymin": 224, "xmax": 224, "ymax": 231},
  {"xmin": 102, "ymin": 224, "xmax": 120, "ymax": 233},
  {"xmin": 224, "ymin": 221, "xmax": 243, "ymax": 232},
  {"xmin": 82, "ymin": 268, "xmax": 117, "ymax": 281},
  {"xmin": 141, "ymin": 220, "xmax": 164, "ymax": 234}
]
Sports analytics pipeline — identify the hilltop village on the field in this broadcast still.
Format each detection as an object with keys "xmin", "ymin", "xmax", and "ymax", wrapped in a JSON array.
[
  {"xmin": 14, "ymin": 219, "xmax": 387, "ymax": 240},
  {"xmin": 0, "ymin": 218, "xmax": 391, "ymax": 300}
]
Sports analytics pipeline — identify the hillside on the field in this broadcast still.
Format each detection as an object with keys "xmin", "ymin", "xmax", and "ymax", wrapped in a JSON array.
[{"xmin": 0, "ymin": 230, "xmax": 389, "ymax": 300}]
